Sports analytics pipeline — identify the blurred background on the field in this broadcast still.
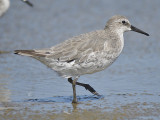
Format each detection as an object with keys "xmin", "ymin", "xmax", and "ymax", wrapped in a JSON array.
[{"xmin": 0, "ymin": 0, "xmax": 160, "ymax": 119}]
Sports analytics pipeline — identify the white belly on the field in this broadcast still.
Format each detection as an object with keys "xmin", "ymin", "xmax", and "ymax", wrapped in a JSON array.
[{"xmin": 49, "ymin": 51, "xmax": 120, "ymax": 78}]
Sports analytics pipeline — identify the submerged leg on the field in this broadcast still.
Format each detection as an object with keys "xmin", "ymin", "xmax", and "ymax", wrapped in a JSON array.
[
  {"xmin": 68, "ymin": 78, "xmax": 99, "ymax": 96},
  {"xmin": 72, "ymin": 77, "xmax": 78, "ymax": 103}
]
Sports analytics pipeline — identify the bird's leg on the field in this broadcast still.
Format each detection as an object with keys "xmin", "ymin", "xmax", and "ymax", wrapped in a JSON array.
[
  {"xmin": 72, "ymin": 77, "xmax": 78, "ymax": 103},
  {"xmin": 68, "ymin": 78, "xmax": 100, "ymax": 96}
]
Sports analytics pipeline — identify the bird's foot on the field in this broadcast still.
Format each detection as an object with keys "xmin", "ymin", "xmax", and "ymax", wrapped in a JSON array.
[{"xmin": 83, "ymin": 84, "xmax": 100, "ymax": 96}]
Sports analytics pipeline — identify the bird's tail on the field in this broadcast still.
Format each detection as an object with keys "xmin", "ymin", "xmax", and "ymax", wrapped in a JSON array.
[{"xmin": 14, "ymin": 50, "xmax": 35, "ymax": 57}]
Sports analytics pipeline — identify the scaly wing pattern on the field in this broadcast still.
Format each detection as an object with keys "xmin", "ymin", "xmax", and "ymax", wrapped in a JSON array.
[{"xmin": 15, "ymin": 30, "xmax": 108, "ymax": 64}]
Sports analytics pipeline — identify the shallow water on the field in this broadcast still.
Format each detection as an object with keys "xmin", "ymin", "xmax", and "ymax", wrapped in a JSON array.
[{"xmin": 0, "ymin": 0, "xmax": 160, "ymax": 119}]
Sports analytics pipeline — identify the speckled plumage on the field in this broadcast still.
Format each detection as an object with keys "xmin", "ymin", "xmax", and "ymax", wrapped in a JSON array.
[
  {"xmin": 15, "ymin": 15, "xmax": 149, "ymax": 78},
  {"xmin": 15, "ymin": 15, "xmax": 149, "ymax": 103}
]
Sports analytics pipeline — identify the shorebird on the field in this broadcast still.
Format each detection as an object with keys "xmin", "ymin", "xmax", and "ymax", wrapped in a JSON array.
[
  {"xmin": 15, "ymin": 15, "xmax": 149, "ymax": 103},
  {"xmin": 0, "ymin": 0, "xmax": 33, "ymax": 17}
]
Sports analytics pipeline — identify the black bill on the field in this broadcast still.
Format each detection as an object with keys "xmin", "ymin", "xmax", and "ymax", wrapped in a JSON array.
[
  {"xmin": 21, "ymin": 0, "xmax": 33, "ymax": 7},
  {"xmin": 131, "ymin": 25, "xmax": 149, "ymax": 36}
]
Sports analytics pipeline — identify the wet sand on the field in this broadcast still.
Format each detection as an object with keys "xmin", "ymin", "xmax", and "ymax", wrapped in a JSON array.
[{"xmin": 0, "ymin": 100, "xmax": 160, "ymax": 120}]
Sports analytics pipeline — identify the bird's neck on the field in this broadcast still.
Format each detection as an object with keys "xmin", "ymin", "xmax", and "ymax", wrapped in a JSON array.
[
  {"xmin": 115, "ymin": 29, "xmax": 124, "ymax": 52},
  {"xmin": 104, "ymin": 29, "xmax": 124, "ymax": 54}
]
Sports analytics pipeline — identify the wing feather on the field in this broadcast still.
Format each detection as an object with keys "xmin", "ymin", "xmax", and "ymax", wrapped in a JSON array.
[{"xmin": 15, "ymin": 30, "xmax": 108, "ymax": 63}]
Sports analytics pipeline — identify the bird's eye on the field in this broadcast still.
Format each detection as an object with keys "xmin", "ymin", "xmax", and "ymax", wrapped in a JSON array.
[{"xmin": 122, "ymin": 20, "xmax": 126, "ymax": 24}]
